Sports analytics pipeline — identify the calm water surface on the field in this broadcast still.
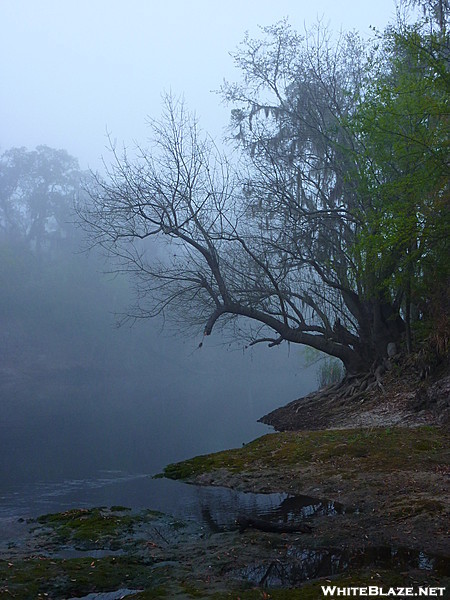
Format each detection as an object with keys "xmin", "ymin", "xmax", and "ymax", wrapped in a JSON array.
[{"xmin": 0, "ymin": 341, "xmax": 316, "ymax": 520}]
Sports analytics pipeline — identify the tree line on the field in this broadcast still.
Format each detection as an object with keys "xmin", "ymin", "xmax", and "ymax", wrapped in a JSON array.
[
  {"xmin": 2, "ymin": 2, "xmax": 447, "ymax": 388},
  {"xmin": 80, "ymin": 3, "xmax": 448, "ymax": 380},
  {"xmin": 0, "ymin": 145, "xmax": 141, "ymax": 375}
]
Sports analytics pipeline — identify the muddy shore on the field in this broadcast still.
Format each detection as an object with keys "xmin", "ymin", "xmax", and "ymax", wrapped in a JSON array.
[{"xmin": 1, "ymin": 371, "xmax": 449, "ymax": 598}]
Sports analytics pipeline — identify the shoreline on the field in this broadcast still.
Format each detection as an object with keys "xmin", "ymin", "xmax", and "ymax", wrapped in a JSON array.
[
  {"xmin": 2, "ymin": 367, "xmax": 449, "ymax": 598},
  {"xmin": 163, "ymin": 425, "xmax": 450, "ymax": 556},
  {"xmin": 1, "ymin": 424, "xmax": 449, "ymax": 598}
]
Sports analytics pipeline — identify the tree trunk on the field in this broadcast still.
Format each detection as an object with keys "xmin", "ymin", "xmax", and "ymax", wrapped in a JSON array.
[{"xmin": 405, "ymin": 276, "xmax": 412, "ymax": 355}]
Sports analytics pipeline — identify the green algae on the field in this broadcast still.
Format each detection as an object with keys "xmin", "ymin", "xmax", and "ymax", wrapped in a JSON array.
[
  {"xmin": 163, "ymin": 426, "xmax": 449, "ymax": 481},
  {"xmin": 0, "ymin": 555, "xmax": 165, "ymax": 600},
  {"xmin": 35, "ymin": 507, "xmax": 162, "ymax": 547}
]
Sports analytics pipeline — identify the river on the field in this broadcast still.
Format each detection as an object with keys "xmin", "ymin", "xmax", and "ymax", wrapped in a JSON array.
[{"xmin": 0, "ymin": 336, "xmax": 316, "ymax": 522}]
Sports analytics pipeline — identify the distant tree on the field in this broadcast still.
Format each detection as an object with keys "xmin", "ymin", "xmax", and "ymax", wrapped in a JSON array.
[
  {"xmin": 0, "ymin": 146, "xmax": 86, "ymax": 254},
  {"xmin": 80, "ymin": 15, "xmax": 449, "ymax": 384},
  {"xmin": 0, "ymin": 145, "xmax": 135, "ymax": 377}
]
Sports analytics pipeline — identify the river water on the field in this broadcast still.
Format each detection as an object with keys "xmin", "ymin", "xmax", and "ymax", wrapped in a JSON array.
[{"xmin": 0, "ymin": 338, "xmax": 316, "ymax": 522}]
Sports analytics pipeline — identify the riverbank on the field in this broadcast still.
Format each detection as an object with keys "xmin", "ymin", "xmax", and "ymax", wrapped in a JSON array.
[
  {"xmin": 1, "ymin": 423, "xmax": 448, "ymax": 599},
  {"xmin": 163, "ymin": 425, "xmax": 450, "ymax": 554},
  {"xmin": 1, "ymin": 366, "xmax": 449, "ymax": 598}
]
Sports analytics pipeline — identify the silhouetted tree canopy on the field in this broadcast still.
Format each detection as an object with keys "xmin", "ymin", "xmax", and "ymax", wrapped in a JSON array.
[{"xmin": 80, "ymin": 11, "xmax": 449, "ymax": 376}]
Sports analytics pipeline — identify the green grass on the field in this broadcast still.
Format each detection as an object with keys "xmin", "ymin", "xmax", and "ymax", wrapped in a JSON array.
[{"xmin": 163, "ymin": 426, "xmax": 449, "ymax": 481}]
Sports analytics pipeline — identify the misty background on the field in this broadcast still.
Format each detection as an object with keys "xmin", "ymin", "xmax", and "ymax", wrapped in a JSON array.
[
  {"xmin": 0, "ymin": 181, "xmax": 317, "ymax": 516},
  {"xmin": 1, "ymin": 1, "xmax": 397, "ymax": 170},
  {"xmin": 0, "ymin": 143, "xmax": 318, "ymax": 516},
  {"xmin": 0, "ymin": 0, "xmax": 396, "ymax": 516}
]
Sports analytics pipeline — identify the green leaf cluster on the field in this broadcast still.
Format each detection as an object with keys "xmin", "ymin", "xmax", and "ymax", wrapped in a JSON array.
[{"xmin": 348, "ymin": 21, "xmax": 449, "ymax": 334}]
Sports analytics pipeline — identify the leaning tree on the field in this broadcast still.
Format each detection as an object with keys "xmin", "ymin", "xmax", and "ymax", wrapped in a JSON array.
[{"xmin": 80, "ymin": 17, "xmax": 448, "ymax": 383}]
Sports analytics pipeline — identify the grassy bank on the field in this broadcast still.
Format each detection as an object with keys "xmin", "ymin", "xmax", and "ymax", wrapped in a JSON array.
[
  {"xmin": 1, "ymin": 426, "xmax": 449, "ymax": 599},
  {"xmin": 162, "ymin": 426, "xmax": 449, "ymax": 481}
]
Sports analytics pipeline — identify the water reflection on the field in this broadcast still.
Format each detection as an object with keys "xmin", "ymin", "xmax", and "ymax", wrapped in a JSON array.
[
  {"xmin": 259, "ymin": 493, "xmax": 347, "ymax": 520},
  {"xmin": 196, "ymin": 489, "xmax": 348, "ymax": 532},
  {"xmin": 231, "ymin": 546, "xmax": 450, "ymax": 586},
  {"xmin": 0, "ymin": 470, "xmax": 345, "ymax": 532}
]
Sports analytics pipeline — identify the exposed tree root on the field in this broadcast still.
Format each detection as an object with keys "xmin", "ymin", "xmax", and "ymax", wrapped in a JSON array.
[
  {"xmin": 236, "ymin": 515, "xmax": 312, "ymax": 534},
  {"xmin": 260, "ymin": 350, "xmax": 449, "ymax": 432},
  {"xmin": 293, "ymin": 368, "xmax": 383, "ymax": 411}
]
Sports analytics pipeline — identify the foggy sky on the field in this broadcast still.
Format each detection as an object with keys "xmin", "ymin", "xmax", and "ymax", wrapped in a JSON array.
[
  {"xmin": 1, "ymin": 0, "xmax": 397, "ymax": 170},
  {"xmin": 1, "ymin": 0, "xmax": 404, "ymax": 518}
]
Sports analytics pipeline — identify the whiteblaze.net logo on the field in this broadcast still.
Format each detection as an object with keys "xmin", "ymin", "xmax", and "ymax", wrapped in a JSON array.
[{"xmin": 321, "ymin": 586, "xmax": 447, "ymax": 597}]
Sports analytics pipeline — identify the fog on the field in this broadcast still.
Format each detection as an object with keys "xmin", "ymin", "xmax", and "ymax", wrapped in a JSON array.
[
  {"xmin": 1, "ymin": 298, "xmax": 316, "ymax": 487},
  {"xmin": 0, "ymin": 219, "xmax": 316, "ymax": 516},
  {"xmin": 1, "ymin": 1, "xmax": 397, "ymax": 170},
  {"xmin": 0, "ymin": 0, "xmax": 397, "ymax": 518}
]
